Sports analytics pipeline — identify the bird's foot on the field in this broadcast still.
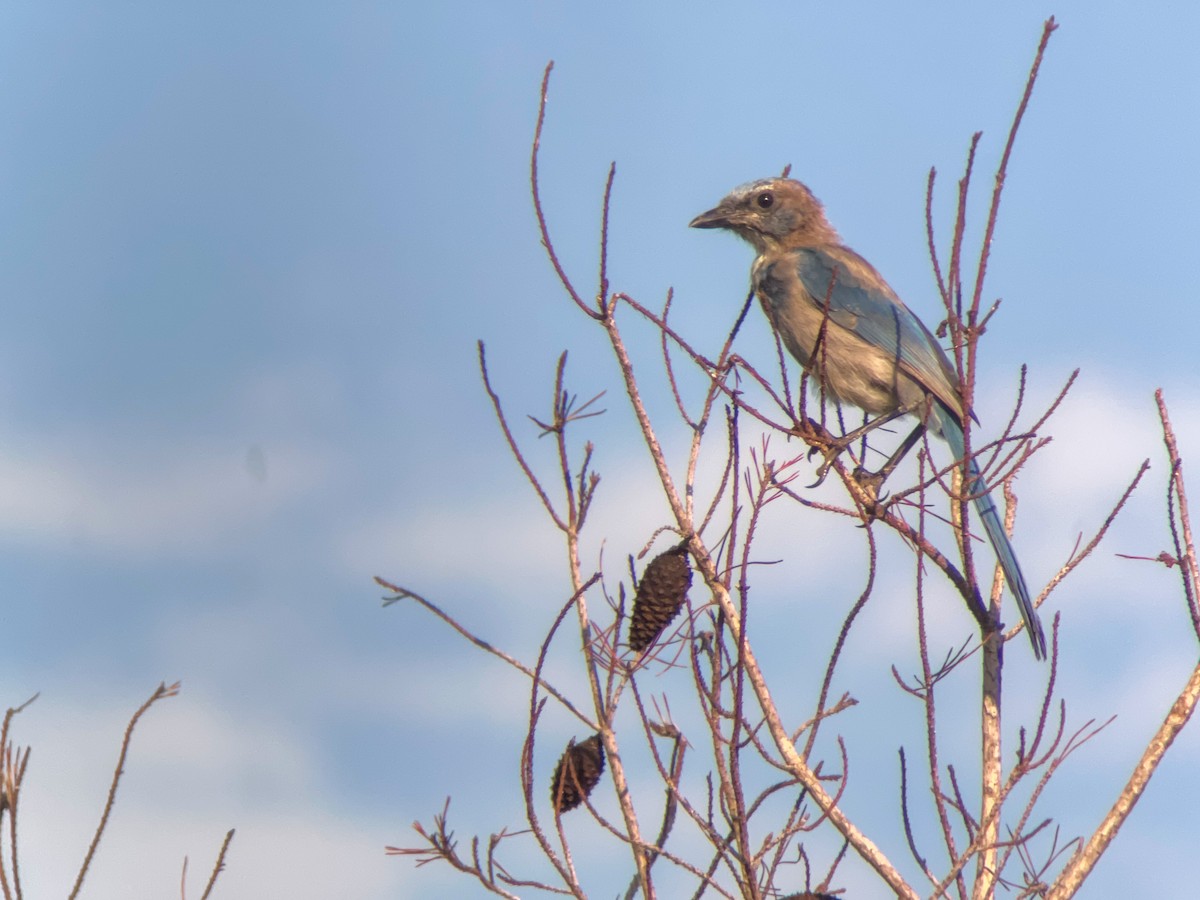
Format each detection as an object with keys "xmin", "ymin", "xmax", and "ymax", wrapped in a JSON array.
[
  {"xmin": 806, "ymin": 441, "xmax": 848, "ymax": 488},
  {"xmin": 850, "ymin": 466, "xmax": 890, "ymax": 504}
]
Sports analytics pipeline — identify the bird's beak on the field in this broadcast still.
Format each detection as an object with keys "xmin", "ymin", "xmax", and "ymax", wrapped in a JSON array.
[{"xmin": 689, "ymin": 205, "xmax": 734, "ymax": 230}]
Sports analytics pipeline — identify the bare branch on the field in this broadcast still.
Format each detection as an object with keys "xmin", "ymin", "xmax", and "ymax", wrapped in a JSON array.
[
  {"xmin": 376, "ymin": 578, "xmax": 596, "ymax": 728},
  {"xmin": 198, "ymin": 830, "xmax": 236, "ymax": 900},
  {"xmin": 1048, "ymin": 394, "xmax": 1200, "ymax": 896},
  {"xmin": 478, "ymin": 342, "xmax": 568, "ymax": 531},
  {"xmin": 69, "ymin": 682, "xmax": 181, "ymax": 900},
  {"xmin": 529, "ymin": 62, "xmax": 599, "ymax": 320},
  {"xmin": 970, "ymin": 16, "xmax": 1059, "ymax": 320}
]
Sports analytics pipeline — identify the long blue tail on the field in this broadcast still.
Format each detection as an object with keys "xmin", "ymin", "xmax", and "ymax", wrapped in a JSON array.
[{"xmin": 940, "ymin": 415, "xmax": 1047, "ymax": 659}]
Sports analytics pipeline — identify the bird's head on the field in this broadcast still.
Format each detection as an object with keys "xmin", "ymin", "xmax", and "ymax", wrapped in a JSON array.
[{"xmin": 689, "ymin": 178, "xmax": 837, "ymax": 253}]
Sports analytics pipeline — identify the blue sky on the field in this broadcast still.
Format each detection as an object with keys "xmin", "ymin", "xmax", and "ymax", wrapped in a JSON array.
[{"xmin": 0, "ymin": 3, "xmax": 1197, "ymax": 897}]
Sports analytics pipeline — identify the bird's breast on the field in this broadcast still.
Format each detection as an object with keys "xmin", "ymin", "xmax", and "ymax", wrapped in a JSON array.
[
  {"xmin": 751, "ymin": 257, "xmax": 827, "ymax": 367},
  {"xmin": 751, "ymin": 254, "xmax": 911, "ymax": 416}
]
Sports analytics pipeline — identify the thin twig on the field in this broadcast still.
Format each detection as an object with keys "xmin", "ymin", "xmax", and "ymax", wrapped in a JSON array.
[
  {"xmin": 376, "ymin": 577, "xmax": 596, "ymax": 728},
  {"xmin": 69, "ymin": 682, "xmax": 181, "ymax": 900},
  {"xmin": 802, "ymin": 524, "xmax": 876, "ymax": 759},
  {"xmin": 1158, "ymin": 389, "xmax": 1200, "ymax": 635},
  {"xmin": 478, "ymin": 342, "xmax": 568, "ymax": 531},
  {"xmin": 970, "ymin": 16, "xmax": 1059, "ymax": 320},
  {"xmin": 199, "ymin": 829, "xmax": 236, "ymax": 900},
  {"xmin": 1048, "ymin": 394, "xmax": 1200, "ymax": 896},
  {"xmin": 529, "ymin": 62, "xmax": 598, "ymax": 319}
]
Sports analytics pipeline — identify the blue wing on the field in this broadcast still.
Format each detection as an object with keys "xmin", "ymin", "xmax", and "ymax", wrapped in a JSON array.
[{"xmin": 792, "ymin": 246, "xmax": 963, "ymax": 421}]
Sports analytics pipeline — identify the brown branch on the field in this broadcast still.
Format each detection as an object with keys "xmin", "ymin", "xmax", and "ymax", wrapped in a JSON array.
[
  {"xmin": 526, "ymin": 579, "xmax": 602, "ymax": 897},
  {"xmin": 69, "ymin": 682, "xmax": 181, "ymax": 900},
  {"xmin": 198, "ymin": 829, "xmax": 236, "ymax": 900},
  {"xmin": 1032, "ymin": 459, "xmax": 1149, "ymax": 613},
  {"xmin": 970, "ymin": 16, "xmax": 1058, "ymax": 321},
  {"xmin": 912, "ymin": 460, "xmax": 968, "ymax": 900},
  {"xmin": 898, "ymin": 748, "xmax": 936, "ymax": 885},
  {"xmin": 0, "ymin": 693, "xmax": 37, "ymax": 900},
  {"xmin": 529, "ymin": 62, "xmax": 599, "ymax": 320},
  {"xmin": 802, "ymin": 523, "xmax": 876, "ymax": 760},
  {"xmin": 528, "ymin": 203, "xmax": 656, "ymax": 893},
  {"xmin": 0, "ymin": 750, "xmax": 29, "ymax": 900},
  {"xmin": 973, "ymin": 622, "xmax": 1003, "ymax": 898},
  {"xmin": 659, "ymin": 288, "xmax": 698, "ymax": 429},
  {"xmin": 1163, "ymin": 460, "xmax": 1198, "ymax": 632},
  {"xmin": 612, "ymin": 291, "xmax": 802, "ymax": 437},
  {"xmin": 376, "ymin": 577, "xmax": 596, "ymax": 728},
  {"xmin": 946, "ymin": 132, "xmax": 980, "ymax": 331},
  {"xmin": 687, "ymin": 289, "xmax": 757, "ymax": 529},
  {"xmin": 387, "ymin": 799, "xmax": 529, "ymax": 899},
  {"xmin": 478, "ymin": 342, "xmax": 568, "ymax": 531},
  {"xmin": 925, "ymin": 167, "xmax": 949, "ymax": 308},
  {"xmin": 598, "ymin": 162, "xmax": 615, "ymax": 307},
  {"xmin": 1158, "ymin": 389, "xmax": 1200, "ymax": 636},
  {"xmin": 1048, "ymin": 393, "xmax": 1200, "ymax": 895}
]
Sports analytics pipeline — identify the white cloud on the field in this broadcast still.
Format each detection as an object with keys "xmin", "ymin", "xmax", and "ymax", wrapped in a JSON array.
[{"xmin": 0, "ymin": 429, "xmax": 327, "ymax": 562}]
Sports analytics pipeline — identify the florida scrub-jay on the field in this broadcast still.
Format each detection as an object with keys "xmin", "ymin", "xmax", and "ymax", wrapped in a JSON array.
[{"xmin": 690, "ymin": 177, "xmax": 1046, "ymax": 659}]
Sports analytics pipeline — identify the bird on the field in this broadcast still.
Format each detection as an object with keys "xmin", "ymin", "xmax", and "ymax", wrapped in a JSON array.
[{"xmin": 690, "ymin": 177, "xmax": 1046, "ymax": 659}]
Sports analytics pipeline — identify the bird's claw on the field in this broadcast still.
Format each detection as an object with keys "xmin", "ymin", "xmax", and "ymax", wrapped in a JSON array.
[
  {"xmin": 806, "ymin": 446, "xmax": 842, "ymax": 488},
  {"xmin": 851, "ymin": 467, "xmax": 889, "ymax": 504}
]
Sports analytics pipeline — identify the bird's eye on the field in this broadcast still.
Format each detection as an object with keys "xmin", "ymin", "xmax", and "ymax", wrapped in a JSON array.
[{"xmin": 755, "ymin": 191, "xmax": 774, "ymax": 210}]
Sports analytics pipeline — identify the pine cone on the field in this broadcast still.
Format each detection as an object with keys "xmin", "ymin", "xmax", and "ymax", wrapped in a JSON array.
[
  {"xmin": 628, "ymin": 545, "xmax": 692, "ymax": 651},
  {"xmin": 550, "ymin": 733, "xmax": 605, "ymax": 814}
]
